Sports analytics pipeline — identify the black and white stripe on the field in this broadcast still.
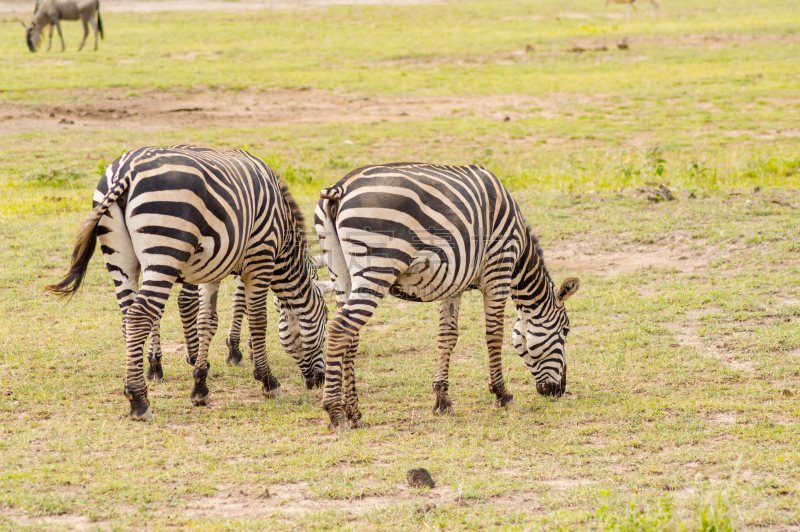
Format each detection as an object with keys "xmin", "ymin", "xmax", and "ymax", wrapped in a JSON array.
[
  {"xmin": 313, "ymin": 163, "xmax": 580, "ymax": 431},
  {"xmin": 145, "ymin": 252, "xmax": 331, "ymax": 389},
  {"xmin": 48, "ymin": 145, "xmax": 329, "ymax": 421}
]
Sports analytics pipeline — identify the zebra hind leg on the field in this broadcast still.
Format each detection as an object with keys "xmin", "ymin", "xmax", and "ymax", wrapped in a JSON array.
[
  {"xmin": 225, "ymin": 276, "xmax": 247, "ymax": 366},
  {"xmin": 177, "ymin": 284, "xmax": 200, "ymax": 366},
  {"xmin": 146, "ymin": 318, "xmax": 164, "ymax": 382},
  {"xmin": 433, "ymin": 295, "xmax": 461, "ymax": 416},
  {"xmin": 123, "ymin": 270, "xmax": 176, "ymax": 421},
  {"xmin": 342, "ymin": 334, "xmax": 362, "ymax": 428},
  {"xmin": 190, "ymin": 282, "xmax": 221, "ymax": 406}
]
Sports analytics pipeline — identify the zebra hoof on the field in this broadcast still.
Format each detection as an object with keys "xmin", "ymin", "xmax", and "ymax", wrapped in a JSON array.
[
  {"xmin": 433, "ymin": 396, "xmax": 454, "ymax": 416},
  {"xmin": 495, "ymin": 394, "xmax": 515, "ymax": 408},
  {"xmin": 226, "ymin": 342, "xmax": 244, "ymax": 367},
  {"xmin": 190, "ymin": 379, "xmax": 210, "ymax": 406},
  {"xmin": 146, "ymin": 359, "xmax": 163, "ymax": 382},
  {"xmin": 130, "ymin": 408, "xmax": 153, "ymax": 422},
  {"xmin": 128, "ymin": 399, "xmax": 153, "ymax": 422},
  {"xmin": 191, "ymin": 394, "xmax": 210, "ymax": 406},
  {"xmin": 433, "ymin": 404, "xmax": 455, "ymax": 416},
  {"xmin": 264, "ymin": 386, "xmax": 284, "ymax": 399}
]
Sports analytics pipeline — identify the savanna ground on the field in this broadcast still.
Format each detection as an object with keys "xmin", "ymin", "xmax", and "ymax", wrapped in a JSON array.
[{"xmin": 1, "ymin": 0, "xmax": 799, "ymax": 529}]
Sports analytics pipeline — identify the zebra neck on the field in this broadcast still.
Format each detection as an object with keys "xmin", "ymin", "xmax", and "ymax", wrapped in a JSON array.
[{"xmin": 512, "ymin": 230, "xmax": 555, "ymax": 310}]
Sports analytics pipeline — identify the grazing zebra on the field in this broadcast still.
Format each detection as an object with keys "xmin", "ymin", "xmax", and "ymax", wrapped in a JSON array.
[
  {"xmin": 314, "ymin": 163, "xmax": 580, "ymax": 432},
  {"xmin": 146, "ymin": 255, "xmax": 331, "ymax": 390},
  {"xmin": 47, "ymin": 145, "xmax": 329, "ymax": 421}
]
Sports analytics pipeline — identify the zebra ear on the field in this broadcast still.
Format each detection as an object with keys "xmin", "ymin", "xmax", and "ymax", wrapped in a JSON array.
[
  {"xmin": 314, "ymin": 280, "xmax": 335, "ymax": 296},
  {"xmin": 557, "ymin": 277, "xmax": 580, "ymax": 303}
]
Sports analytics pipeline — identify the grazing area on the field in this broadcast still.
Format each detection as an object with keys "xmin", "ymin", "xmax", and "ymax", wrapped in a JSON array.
[{"xmin": 0, "ymin": 0, "xmax": 799, "ymax": 529}]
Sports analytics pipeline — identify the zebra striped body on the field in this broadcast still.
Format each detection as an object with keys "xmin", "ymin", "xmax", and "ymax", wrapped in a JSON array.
[
  {"xmin": 314, "ymin": 163, "xmax": 579, "ymax": 431},
  {"xmin": 48, "ymin": 145, "xmax": 328, "ymax": 421}
]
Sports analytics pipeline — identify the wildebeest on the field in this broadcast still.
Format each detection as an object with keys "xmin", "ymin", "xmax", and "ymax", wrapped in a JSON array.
[{"xmin": 26, "ymin": 0, "xmax": 103, "ymax": 52}]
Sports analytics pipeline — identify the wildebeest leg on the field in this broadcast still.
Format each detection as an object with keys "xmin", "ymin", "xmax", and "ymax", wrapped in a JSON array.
[
  {"xmin": 46, "ymin": 24, "xmax": 54, "ymax": 52},
  {"xmin": 483, "ymin": 291, "xmax": 514, "ymax": 408},
  {"xmin": 146, "ymin": 318, "xmax": 163, "ymax": 382},
  {"xmin": 54, "ymin": 19, "xmax": 65, "ymax": 51},
  {"xmin": 88, "ymin": 14, "xmax": 99, "ymax": 50},
  {"xmin": 78, "ymin": 17, "xmax": 89, "ymax": 51},
  {"xmin": 225, "ymin": 276, "xmax": 246, "ymax": 366},
  {"xmin": 432, "ymin": 295, "xmax": 461, "ymax": 415},
  {"xmin": 245, "ymin": 275, "xmax": 282, "ymax": 398},
  {"xmin": 177, "ymin": 284, "xmax": 200, "ymax": 366},
  {"xmin": 190, "ymin": 282, "xmax": 220, "ymax": 406}
]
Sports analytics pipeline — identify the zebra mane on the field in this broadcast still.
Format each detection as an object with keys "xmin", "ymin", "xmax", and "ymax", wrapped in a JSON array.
[
  {"xmin": 526, "ymin": 225, "xmax": 553, "ymax": 286},
  {"xmin": 276, "ymin": 178, "xmax": 305, "ymax": 235}
]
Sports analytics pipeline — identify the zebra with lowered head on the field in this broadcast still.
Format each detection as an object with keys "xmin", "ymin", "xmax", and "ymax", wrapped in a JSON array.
[
  {"xmin": 314, "ymin": 163, "xmax": 580, "ymax": 432},
  {"xmin": 48, "ymin": 145, "xmax": 329, "ymax": 421},
  {"xmin": 145, "ymin": 253, "xmax": 331, "ymax": 391}
]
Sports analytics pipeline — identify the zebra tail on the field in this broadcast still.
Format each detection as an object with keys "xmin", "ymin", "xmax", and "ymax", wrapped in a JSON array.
[
  {"xmin": 46, "ymin": 174, "xmax": 131, "ymax": 298},
  {"xmin": 318, "ymin": 186, "xmax": 350, "ymax": 292},
  {"xmin": 97, "ymin": 3, "xmax": 103, "ymax": 40}
]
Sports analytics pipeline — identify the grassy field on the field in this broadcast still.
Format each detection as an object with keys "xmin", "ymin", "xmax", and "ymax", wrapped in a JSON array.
[{"xmin": 1, "ymin": 0, "xmax": 799, "ymax": 530}]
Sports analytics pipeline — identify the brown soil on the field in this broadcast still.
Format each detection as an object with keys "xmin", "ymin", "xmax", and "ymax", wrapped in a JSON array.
[{"xmin": 0, "ymin": 87, "xmax": 580, "ymax": 137}]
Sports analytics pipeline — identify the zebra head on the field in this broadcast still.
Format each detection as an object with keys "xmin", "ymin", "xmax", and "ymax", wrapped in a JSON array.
[
  {"xmin": 273, "ymin": 279, "xmax": 334, "ymax": 389},
  {"xmin": 513, "ymin": 277, "xmax": 580, "ymax": 397}
]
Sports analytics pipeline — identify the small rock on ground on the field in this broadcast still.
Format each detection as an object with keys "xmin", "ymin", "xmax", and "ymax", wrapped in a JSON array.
[{"xmin": 407, "ymin": 468, "xmax": 435, "ymax": 488}]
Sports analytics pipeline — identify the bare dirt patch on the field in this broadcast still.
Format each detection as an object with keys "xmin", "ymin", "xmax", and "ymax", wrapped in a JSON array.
[
  {"xmin": 1, "ymin": 510, "xmax": 106, "ymax": 531},
  {"xmin": 178, "ymin": 479, "xmax": 561, "ymax": 519},
  {"xmin": 665, "ymin": 311, "xmax": 757, "ymax": 374},
  {"xmin": 549, "ymin": 237, "xmax": 744, "ymax": 277},
  {"xmin": 0, "ymin": 87, "xmax": 615, "ymax": 137}
]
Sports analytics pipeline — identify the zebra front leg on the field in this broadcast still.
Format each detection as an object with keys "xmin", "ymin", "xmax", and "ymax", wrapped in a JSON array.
[
  {"xmin": 225, "ymin": 276, "xmax": 246, "ymax": 366},
  {"xmin": 190, "ymin": 282, "xmax": 220, "ymax": 406},
  {"xmin": 433, "ymin": 295, "xmax": 461, "ymax": 416},
  {"xmin": 146, "ymin": 318, "xmax": 164, "ymax": 382},
  {"xmin": 343, "ymin": 333, "xmax": 362, "ymax": 429},
  {"xmin": 245, "ymin": 277, "xmax": 282, "ymax": 398},
  {"xmin": 483, "ymin": 293, "xmax": 515, "ymax": 408},
  {"xmin": 177, "ymin": 284, "xmax": 200, "ymax": 366}
]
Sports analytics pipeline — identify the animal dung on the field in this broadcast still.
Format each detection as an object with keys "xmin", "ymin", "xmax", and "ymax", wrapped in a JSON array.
[
  {"xmin": 407, "ymin": 468, "xmax": 435, "ymax": 488},
  {"xmin": 59, "ymin": 118, "xmax": 74, "ymax": 125},
  {"xmin": 634, "ymin": 183, "xmax": 676, "ymax": 203},
  {"xmin": 525, "ymin": 44, "xmax": 535, "ymax": 53},
  {"xmin": 617, "ymin": 38, "xmax": 629, "ymax": 50}
]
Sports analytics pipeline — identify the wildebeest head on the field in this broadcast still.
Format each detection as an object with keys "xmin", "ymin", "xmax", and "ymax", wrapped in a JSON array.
[{"xmin": 26, "ymin": 24, "xmax": 40, "ymax": 52}]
